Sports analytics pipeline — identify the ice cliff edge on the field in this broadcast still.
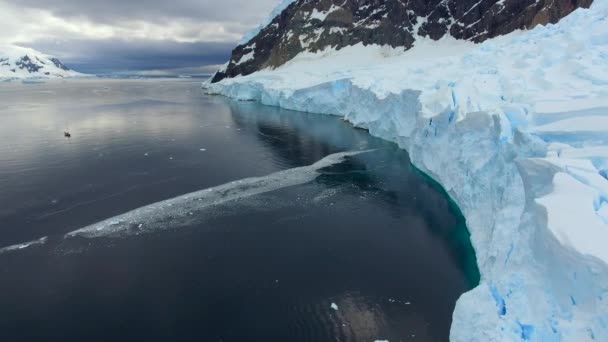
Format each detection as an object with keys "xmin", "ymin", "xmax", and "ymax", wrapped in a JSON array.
[{"xmin": 204, "ymin": 0, "xmax": 608, "ymax": 340}]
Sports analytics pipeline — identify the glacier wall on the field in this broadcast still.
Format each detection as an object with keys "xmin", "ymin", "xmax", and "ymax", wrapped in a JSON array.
[
  {"xmin": 206, "ymin": 78, "xmax": 608, "ymax": 341},
  {"xmin": 204, "ymin": 2, "xmax": 608, "ymax": 340}
]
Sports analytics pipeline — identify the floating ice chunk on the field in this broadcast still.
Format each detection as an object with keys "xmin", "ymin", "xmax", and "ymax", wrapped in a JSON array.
[
  {"xmin": 0, "ymin": 236, "xmax": 48, "ymax": 255},
  {"xmin": 330, "ymin": 303, "xmax": 339, "ymax": 310},
  {"xmin": 238, "ymin": 0, "xmax": 297, "ymax": 45}
]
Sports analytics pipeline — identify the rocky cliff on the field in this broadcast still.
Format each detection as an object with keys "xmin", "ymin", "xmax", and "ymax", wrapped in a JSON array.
[{"xmin": 212, "ymin": 0, "xmax": 592, "ymax": 83}]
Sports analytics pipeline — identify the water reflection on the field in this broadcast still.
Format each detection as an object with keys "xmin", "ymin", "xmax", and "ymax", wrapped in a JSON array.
[
  {"xmin": 227, "ymin": 99, "xmax": 479, "ymax": 287},
  {"xmin": 0, "ymin": 79, "xmax": 478, "ymax": 342},
  {"xmin": 228, "ymin": 99, "xmax": 373, "ymax": 168}
]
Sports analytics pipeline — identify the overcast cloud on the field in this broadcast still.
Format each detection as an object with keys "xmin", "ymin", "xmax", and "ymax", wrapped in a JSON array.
[{"xmin": 0, "ymin": 0, "xmax": 280, "ymax": 74}]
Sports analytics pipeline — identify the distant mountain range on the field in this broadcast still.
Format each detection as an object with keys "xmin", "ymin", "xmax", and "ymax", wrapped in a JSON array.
[{"xmin": 0, "ymin": 45, "xmax": 84, "ymax": 80}]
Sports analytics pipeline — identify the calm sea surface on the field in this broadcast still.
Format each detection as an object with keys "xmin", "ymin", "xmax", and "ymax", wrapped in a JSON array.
[{"xmin": 0, "ymin": 79, "xmax": 478, "ymax": 342}]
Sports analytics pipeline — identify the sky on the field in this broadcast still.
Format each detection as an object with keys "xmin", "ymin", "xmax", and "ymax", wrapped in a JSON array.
[{"xmin": 0, "ymin": 0, "xmax": 281, "ymax": 75}]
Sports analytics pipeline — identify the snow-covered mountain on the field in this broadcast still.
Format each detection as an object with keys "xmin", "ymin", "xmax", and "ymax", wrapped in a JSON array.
[
  {"xmin": 211, "ymin": 0, "xmax": 592, "ymax": 83},
  {"xmin": 205, "ymin": 0, "xmax": 608, "ymax": 340},
  {"xmin": 0, "ymin": 45, "xmax": 83, "ymax": 80}
]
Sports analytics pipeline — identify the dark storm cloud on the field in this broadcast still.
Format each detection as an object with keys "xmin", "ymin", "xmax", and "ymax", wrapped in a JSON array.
[
  {"xmin": 1, "ymin": 0, "xmax": 283, "ymax": 74},
  {"xmin": 4, "ymin": 0, "xmax": 278, "ymax": 26},
  {"xmin": 20, "ymin": 39, "xmax": 235, "ymax": 74}
]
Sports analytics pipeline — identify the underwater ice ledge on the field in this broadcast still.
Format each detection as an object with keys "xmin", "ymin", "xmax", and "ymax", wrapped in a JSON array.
[
  {"xmin": 203, "ymin": 79, "xmax": 608, "ymax": 341},
  {"xmin": 0, "ymin": 150, "xmax": 374, "ymax": 253}
]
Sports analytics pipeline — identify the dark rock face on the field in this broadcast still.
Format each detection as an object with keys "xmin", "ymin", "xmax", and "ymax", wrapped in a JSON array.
[
  {"xmin": 16, "ymin": 56, "xmax": 42, "ymax": 73},
  {"xmin": 212, "ymin": 0, "xmax": 592, "ymax": 83},
  {"xmin": 5, "ymin": 54, "xmax": 72, "ymax": 75},
  {"xmin": 49, "ymin": 57, "xmax": 70, "ymax": 71}
]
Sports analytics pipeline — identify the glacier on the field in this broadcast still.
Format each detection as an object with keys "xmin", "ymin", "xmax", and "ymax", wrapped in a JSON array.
[{"xmin": 204, "ymin": 1, "xmax": 608, "ymax": 340}]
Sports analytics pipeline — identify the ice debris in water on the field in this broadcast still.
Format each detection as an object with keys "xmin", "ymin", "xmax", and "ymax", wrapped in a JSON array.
[
  {"xmin": 0, "ymin": 236, "xmax": 48, "ymax": 255},
  {"xmin": 330, "ymin": 303, "xmax": 339, "ymax": 311},
  {"xmin": 0, "ymin": 150, "xmax": 372, "ymax": 257},
  {"xmin": 63, "ymin": 150, "xmax": 373, "ymax": 240}
]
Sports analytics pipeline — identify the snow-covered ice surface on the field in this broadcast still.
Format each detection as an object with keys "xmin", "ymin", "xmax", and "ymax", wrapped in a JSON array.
[{"xmin": 205, "ymin": 1, "xmax": 608, "ymax": 340}]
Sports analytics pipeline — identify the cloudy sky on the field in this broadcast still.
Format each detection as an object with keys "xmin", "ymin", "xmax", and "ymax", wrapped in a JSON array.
[{"xmin": 0, "ymin": 0, "xmax": 281, "ymax": 75}]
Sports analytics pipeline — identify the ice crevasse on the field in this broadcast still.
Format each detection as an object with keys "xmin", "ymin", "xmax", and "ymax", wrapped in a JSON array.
[{"xmin": 204, "ymin": 1, "xmax": 608, "ymax": 340}]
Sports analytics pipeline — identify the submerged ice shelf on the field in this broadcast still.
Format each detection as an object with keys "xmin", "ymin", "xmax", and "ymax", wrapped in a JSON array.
[
  {"xmin": 204, "ymin": 1, "xmax": 608, "ymax": 340},
  {"xmin": 0, "ymin": 150, "xmax": 371, "ymax": 253},
  {"xmin": 67, "ymin": 149, "xmax": 371, "ymax": 239}
]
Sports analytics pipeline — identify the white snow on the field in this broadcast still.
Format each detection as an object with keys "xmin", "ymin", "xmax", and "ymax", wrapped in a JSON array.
[
  {"xmin": 235, "ymin": 50, "xmax": 255, "ymax": 66},
  {"xmin": 0, "ymin": 236, "xmax": 48, "ymax": 254},
  {"xmin": 536, "ymin": 171, "xmax": 608, "ymax": 262},
  {"xmin": 309, "ymin": 5, "xmax": 341, "ymax": 22},
  {"xmin": 329, "ymin": 27, "xmax": 347, "ymax": 35},
  {"xmin": 238, "ymin": 0, "xmax": 297, "ymax": 45},
  {"xmin": 204, "ymin": 1, "xmax": 608, "ymax": 340},
  {"xmin": 0, "ymin": 44, "xmax": 84, "ymax": 80}
]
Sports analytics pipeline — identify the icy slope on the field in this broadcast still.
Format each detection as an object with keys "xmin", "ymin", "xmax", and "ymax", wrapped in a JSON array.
[
  {"xmin": 204, "ymin": 1, "xmax": 608, "ymax": 340},
  {"xmin": 0, "ymin": 45, "xmax": 84, "ymax": 80}
]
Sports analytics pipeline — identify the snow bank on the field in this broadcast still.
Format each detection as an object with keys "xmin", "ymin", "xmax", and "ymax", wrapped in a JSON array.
[{"xmin": 205, "ymin": 1, "xmax": 608, "ymax": 340}]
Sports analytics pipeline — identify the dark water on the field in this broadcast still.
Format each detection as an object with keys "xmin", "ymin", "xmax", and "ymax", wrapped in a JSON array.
[{"xmin": 0, "ymin": 79, "xmax": 478, "ymax": 342}]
